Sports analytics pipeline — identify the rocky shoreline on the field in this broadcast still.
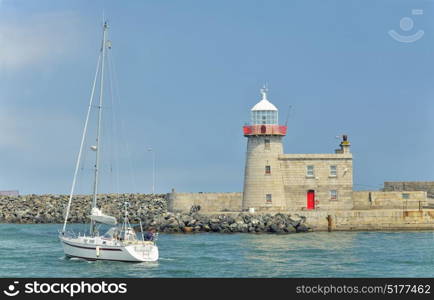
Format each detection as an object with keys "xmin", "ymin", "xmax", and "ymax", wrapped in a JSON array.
[{"xmin": 0, "ymin": 194, "xmax": 310, "ymax": 233}]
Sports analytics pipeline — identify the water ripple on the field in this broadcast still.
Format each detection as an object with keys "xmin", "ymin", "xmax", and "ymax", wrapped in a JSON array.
[{"xmin": 0, "ymin": 224, "xmax": 433, "ymax": 277}]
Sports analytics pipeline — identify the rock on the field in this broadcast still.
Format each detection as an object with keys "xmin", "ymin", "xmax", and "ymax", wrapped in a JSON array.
[
  {"xmin": 235, "ymin": 218, "xmax": 244, "ymax": 225},
  {"xmin": 210, "ymin": 223, "xmax": 221, "ymax": 232},
  {"xmin": 295, "ymin": 224, "xmax": 310, "ymax": 233},
  {"xmin": 226, "ymin": 216, "xmax": 235, "ymax": 224},
  {"xmin": 183, "ymin": 226, "xmax": 193, "ymax": 233},
  {"xmin": 251, "ymin": 218, "xmax": 260, "ymax": 225},
  {"xmin": 269, "ymin": 223, "xmax": 284, "ymax": 233},
  {"xmin": 187, "ymin": 219, "xmax": 196, "ymax": 226},
  {"xmin": 285, "ymin": 225, "xmax": 297, "ymax": 233},
  {"xmin": 0, "ymin": 193, "xmax": 310, "ymax": 234},
  {"xmin": 291, "ymin": 214, "xmax": 305, "ymax": 224}
]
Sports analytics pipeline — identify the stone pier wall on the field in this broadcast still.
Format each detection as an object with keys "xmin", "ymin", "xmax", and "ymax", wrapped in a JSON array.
[
  {"xmin": 167, "ymin": 190, "xmax": 429, "ymax": 213},
  {"xmin": 384, "ymin": 182, "xmax": 434, "ymax": 205},
  {"xmin": 2, "ymin": 193, "xmax": 434, "ymax": 232},
  {"xmin": 384, "ymin": 181, "xmax": 434, "ymax": 194},
  {"xmin": 299, "ymin": 209, "xmax": 434, "ymax": 231},
  {"xmin": 167, "ymin": 191, "xmax": 242, "ymax": 212},
  {"xmin": 352, "ymin": 191, "xmax": 427, "ymax": 210},
  {"xmin": 0, "ymin": 193, "xmax": 308, "ymax": 233}
]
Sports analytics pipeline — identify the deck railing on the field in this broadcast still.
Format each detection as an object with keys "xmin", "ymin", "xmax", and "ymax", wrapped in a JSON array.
[{"xmin": 243, "ymin": 125, "xmax": 287, "ymax": 136}]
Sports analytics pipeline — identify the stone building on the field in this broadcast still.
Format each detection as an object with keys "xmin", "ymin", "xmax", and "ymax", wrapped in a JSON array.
[
  {"xmin": 167, "ymin": 88, "xmax": 429, "ymax": 213},
  {"xmin": 242, "ymin": 88, "xmax": 353, "ymax": 212}
]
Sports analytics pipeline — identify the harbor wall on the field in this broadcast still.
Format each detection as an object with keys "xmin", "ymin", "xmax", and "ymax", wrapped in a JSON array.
[
  {"xmin": 0, "ymin": 194, "xmax": 307, "ymax": 233},
  {"xmin": 384, "ymin": 181, "xmax": 434, "ymax": 199},
  {"xmin": 167, "ymin": 190, "xmax": 428, "ymax": 213},
  {"xmin": 2, "ymin": 193, "xmax": 434, "ymax": 232},
  {"xmin": 167, "ymin": 190, "xmax": 242, "ymax": 212},
  {"xmin": 352, "ymin": 191, "xmax": 427, "ymax": 210},
  {"xmin": 299, "ymin": 209, "xmax": 434, "ymax": 231}
]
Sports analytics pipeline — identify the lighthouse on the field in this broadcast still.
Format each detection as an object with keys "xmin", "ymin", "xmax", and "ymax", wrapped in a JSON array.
[{"xmin": 242, "ymin": 87, "xmax": 287, "ymax": 211}]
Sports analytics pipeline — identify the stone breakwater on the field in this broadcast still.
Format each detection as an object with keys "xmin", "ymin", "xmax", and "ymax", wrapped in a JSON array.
[
  {"xmin": 0, "ymin": 194, "xmax": 167, "ymax": 224},
  {"xmin": 0, "ymin": 194, "xmax": 309, "ymax": 233},
  {"xmin": 153, "ymin": 212, "xmax": 310, "ymax": 233}
]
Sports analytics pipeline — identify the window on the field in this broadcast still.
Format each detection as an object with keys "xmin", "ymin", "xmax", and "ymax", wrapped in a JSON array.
[
  {"xmin": 330, "ymin": 165, "xmax": 337, "ymax": 177},
  {"xmin": 330, "ymin": 190, "xmax": 338, "ymax": 201},
  {"xmin": 264, "ymin": 139, "xmax": 270, "ymax": 150},
  {"xmin": 251, "ymin": 110, "xmax": 278, "ymax": 125},
  {"xmin": 266, "ymin": 194, "xmax": 272, "ymax": 203},
  {"xmin": 402, "ymin": 193, "xmax": 410, "ymax": 199},
  {"xmin": 265, "ymin": 165, "xmax": 271, "ymax": 174},
  {"xmin": 306, "ymin": 165, "xmax": 314, "ymax": 177}
]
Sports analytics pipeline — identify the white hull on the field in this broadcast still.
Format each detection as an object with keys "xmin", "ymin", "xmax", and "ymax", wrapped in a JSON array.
[{"xmin": 60, "ymin": 235, "xmax": 159, "ymax": 262}]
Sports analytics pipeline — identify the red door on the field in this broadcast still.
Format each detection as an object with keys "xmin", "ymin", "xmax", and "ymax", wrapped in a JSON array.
[{"xmin": 307, "ymin": 190, "xmax": 315, "ymax": 210}]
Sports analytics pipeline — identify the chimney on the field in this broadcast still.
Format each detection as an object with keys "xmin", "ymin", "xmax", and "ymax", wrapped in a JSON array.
[{"xmin": 335, "ymin": 134, "xmax": 351, "ymax": 154}]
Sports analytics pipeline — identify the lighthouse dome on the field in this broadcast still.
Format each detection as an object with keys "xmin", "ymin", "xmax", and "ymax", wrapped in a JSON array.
[
  {"xmin": 251, "ymin": 98, "xmax": 278, "ymax": 111},
  {"xmin": 251, "ymin": 87, "xmax": 278, "ymax": 125}
]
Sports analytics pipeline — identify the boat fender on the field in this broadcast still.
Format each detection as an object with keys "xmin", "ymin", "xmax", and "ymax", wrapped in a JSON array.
[{"xmin": 96, "ymin": 246, "xmax": 100, "ymax": 257}]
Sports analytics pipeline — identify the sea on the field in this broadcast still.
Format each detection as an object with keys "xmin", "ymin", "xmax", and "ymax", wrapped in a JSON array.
[{"xmin": 1, "ymin": 224, "xmax": 433, "ymax": 277}]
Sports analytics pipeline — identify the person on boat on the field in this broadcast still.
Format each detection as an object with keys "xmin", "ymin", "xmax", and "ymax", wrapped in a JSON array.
[{"xmin": 144, "ymin": 228, "xmax": 156, "ymax": 241}]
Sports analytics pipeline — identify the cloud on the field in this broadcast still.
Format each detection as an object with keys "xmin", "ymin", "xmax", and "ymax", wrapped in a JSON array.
[
  {"xmin": 0, "ymin": 11, "xmax": 86, "ymax": 70},
  {"xmin": 0, "ymin": 111, "xmax": 29, "ymax": 150},
  {"xmin": 0, "ymin": 107, "xmax": 80, "ymax": 164}
]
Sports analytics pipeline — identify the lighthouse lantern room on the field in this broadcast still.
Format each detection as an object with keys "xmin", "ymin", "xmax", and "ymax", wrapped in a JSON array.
[{"xmin": 243, "ymin": 87, "xmax": 287, "ymax": 136}]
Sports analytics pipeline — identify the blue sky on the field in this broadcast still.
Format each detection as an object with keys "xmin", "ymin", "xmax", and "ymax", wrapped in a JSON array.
[{"xmin": 1, "ymin": 0, "xmax": 434, "ymax": 194}]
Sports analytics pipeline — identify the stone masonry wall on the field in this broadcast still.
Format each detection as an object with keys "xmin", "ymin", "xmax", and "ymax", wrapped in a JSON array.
[
  {"xmin": 299, "ymin": 209, "xmax": 434, "ymax": 231},
  {"xmin": 2, "ymin": 193, "xmax": 434, "ymax": 231},
  {"xmin": 352, "ymin": 191, "xmax": 428, "ymax": 210},
  {"xmin": 167, "ymin": 191, "xmax": 242, "ymax": 212},
  {"xmin": 384, "ymin": 182, "xmax": 434, "ymax": 198},
  {"xmin": 279, "ymin": 153, "xmax": 353, "ymax": 210},
  {"xmin": 0, "ymin": 193, "xmax": 310, "ymax": 233},
  {"xmin": 167, "ymin": 190, "xmax": 428, "ymax": 213},
  {"xmin": 242, "ymin": 135, "xmax": 286, "ymax": 211}
]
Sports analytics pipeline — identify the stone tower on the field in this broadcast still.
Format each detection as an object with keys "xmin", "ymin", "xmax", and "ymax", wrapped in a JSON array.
[{"xmin": 242, "ymin": 87, "xmax": 287, "ymax": 211}]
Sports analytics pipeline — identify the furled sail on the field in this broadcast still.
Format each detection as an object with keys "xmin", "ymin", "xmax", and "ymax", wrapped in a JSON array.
[{"xmin": 89, "ymin": 207, "xmax": 117, "ymax": 225}]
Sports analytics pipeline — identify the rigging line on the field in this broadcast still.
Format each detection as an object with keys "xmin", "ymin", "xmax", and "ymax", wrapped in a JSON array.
[
  {"xmin": 109, "ymin": 48, "xmax": 138, "ymax": 192},
  {"xmin": 62, "ymin": 52, "xmax": 102, "ymax": 233},
  {"xmin": 284, "ymin": 105, "xmax": 292, "ymax": 127},
  {"xmin": 107, "ymin": 48, "xmax": 121, "ymax": 202}
]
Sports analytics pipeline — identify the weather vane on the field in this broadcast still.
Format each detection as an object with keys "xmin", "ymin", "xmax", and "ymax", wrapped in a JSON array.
[{"xmin": 260, "ymin": 83, "xmax": 268, "ymax": 100}]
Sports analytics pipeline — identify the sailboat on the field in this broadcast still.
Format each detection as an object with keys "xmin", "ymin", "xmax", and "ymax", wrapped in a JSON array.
[{"xmin": 59, "ymin": 21, "xmax": 159, "ymax": 262}]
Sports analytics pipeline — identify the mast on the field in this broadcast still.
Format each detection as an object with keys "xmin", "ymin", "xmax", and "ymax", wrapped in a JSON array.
[{"xmin": 90, "ymin": 21, "xmax": 109, "ymax": 236}]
